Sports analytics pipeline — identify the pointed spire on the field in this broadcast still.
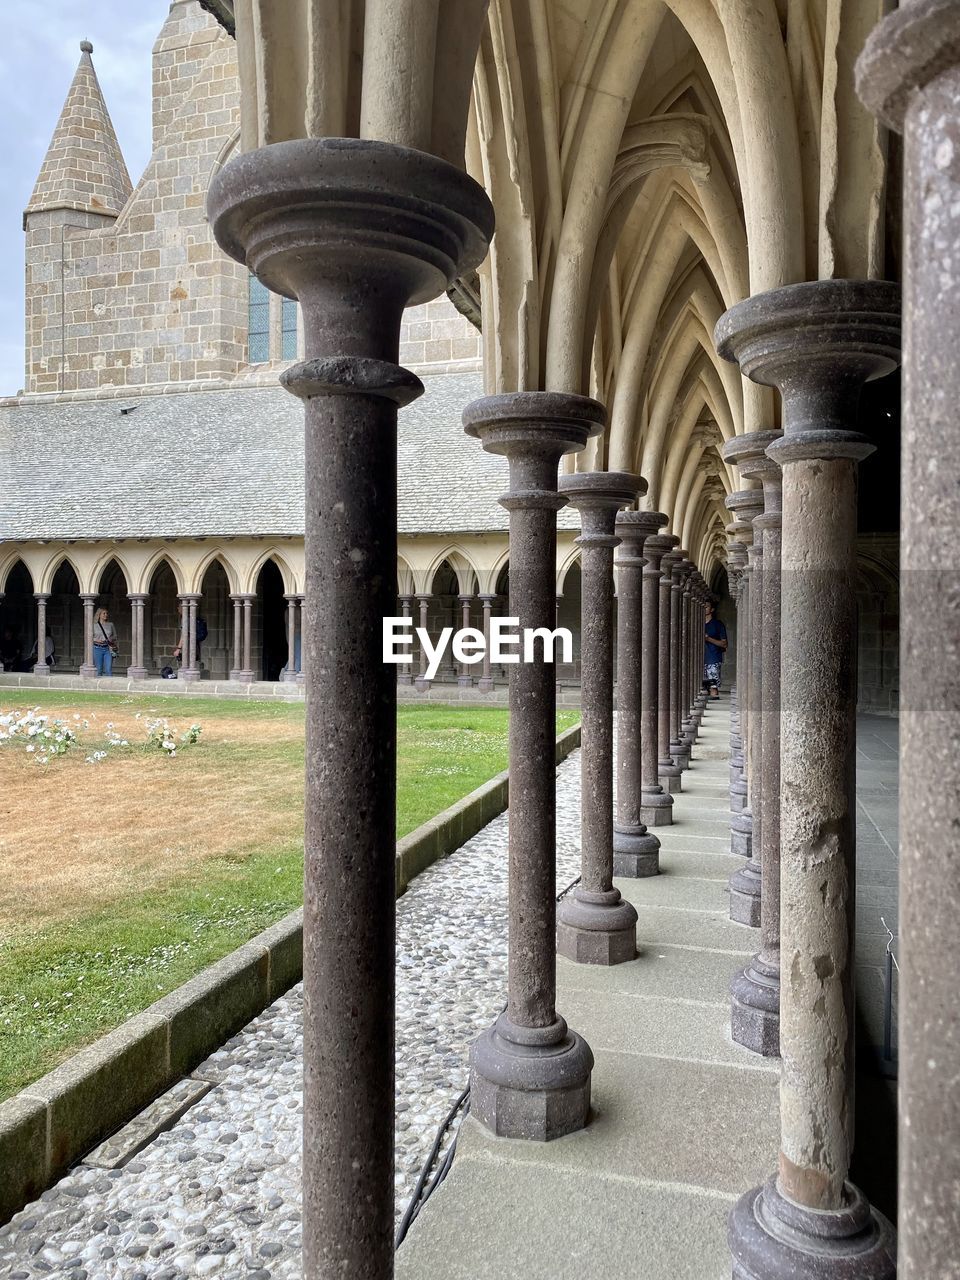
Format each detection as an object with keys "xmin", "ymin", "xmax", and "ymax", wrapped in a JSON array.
[{"xmin": 25, "ymin": 41, "xmax": 132, "ymax": 224}]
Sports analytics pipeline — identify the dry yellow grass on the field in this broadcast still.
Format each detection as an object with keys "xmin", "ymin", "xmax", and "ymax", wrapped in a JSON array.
[{"xmin": 0, "ymin": 703, "xmax": 304, "ymax": 931}]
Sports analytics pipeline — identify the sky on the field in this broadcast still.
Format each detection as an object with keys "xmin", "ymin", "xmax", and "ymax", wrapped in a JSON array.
[{"xmin": 0, "ymin": 2, "xmax": 170, "ymax": 396}]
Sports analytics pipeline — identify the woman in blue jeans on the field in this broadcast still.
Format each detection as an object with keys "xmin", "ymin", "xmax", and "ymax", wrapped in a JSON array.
[{"xmin": 93, "ymin": 607, "xmax": 117, "ymax": 676}]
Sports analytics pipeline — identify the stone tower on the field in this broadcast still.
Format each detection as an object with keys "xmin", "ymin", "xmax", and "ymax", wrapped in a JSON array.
[{"xmin": 22, "ymin": 3, "xmax": 247, "ymax": 396}]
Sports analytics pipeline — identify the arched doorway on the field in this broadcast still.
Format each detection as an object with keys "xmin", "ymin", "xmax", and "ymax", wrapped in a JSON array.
[
  {"xmin": 255, "ymin": 559, "xmax": 287, "ymax": 681},
  {"xmin": 428, "ymin": 560, "xmax": 462, "ymax": 684},
  {"xmin": 97, "ymin": 559, "xmax": 131, "ymax": 671},
  {"xmin": 48, "ymin": 562, "xmax": 83, "ymax": 671},
  {"xmin": 0, "ymin": 561, "xmax": 34, "ymax": 671},
  {"xmin": 147, "ymin": 561, "xmax": 180, "ymax": 675},
  {"xmin": 557, "ymin": 560, "xmax": 581, "ymax": 685},
  {"xmin": 199, "ymin": 560, "xmax": 232, "ymax": 679}
]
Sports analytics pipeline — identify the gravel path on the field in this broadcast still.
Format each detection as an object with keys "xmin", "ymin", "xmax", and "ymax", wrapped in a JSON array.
[{"xmin": 0, "ymin": 751, "xmax": 584, "ymax": 1280}]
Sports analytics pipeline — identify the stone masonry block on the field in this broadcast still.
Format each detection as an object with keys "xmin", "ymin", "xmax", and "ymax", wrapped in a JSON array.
[{"xmin": 0, "ymin": 1095, "xmax": 48, "ymax": 1223}]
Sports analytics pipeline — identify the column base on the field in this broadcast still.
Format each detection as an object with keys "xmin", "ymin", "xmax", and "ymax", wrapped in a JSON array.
[
  {"xmin": 32, "ymin": 663, "xmax": 50, "ymax": 676},
  {"xmin": 729, "ymin": 858, "xmax": 761, "ymax": 926},
  {"xmin": 126, "ymin": 666, "xmax": 147, "ymax": 680},
  {"xmin": 731, "ymin": 810, "xmax": 753, "ymax": 858},
  {"xmin": 659, "ymin": 762, "xmax": 683, "ymax": 794},
  {"xmin": 280, "ymin": 671, "xmax": 299, "ymax": 684},
  {"xmin": 178, "ymin": 668, "xmax": 201, "ymax": 682},
  {"xmin": 414, "ymin": 678, "xmax": 431, "ymax": 692},
  {"xmin": 640, "ymin": 788, "xmax": 674, "ymax": 826},
  {"xmin": 731, "ymin": 779, "xmax": 749, "ymax": 811},
  {"xmin": 557, "ymin": 887, "xmax": 638, "ymax": 965},
  {"xmin": 731, "ymin": 952, "xmax": 780, "ymax": 1056},
  {"xmin": 729, "ymin": 1178, "xmax": 895, "ymax": 1280},
  {"xmin": 478, "ymin": 677, "xmax": 494, "ymax": 692},
  {"xmin": 457, "ymin": 676, "xmax": 474, "ymax": 688},
  {"xmin": 79, "ymin": 664, "xmax": 97, "ymax": 678},
  {"xmin": 229, "ymin": 669, "xmax": 256, "ymax": 683},
  {"xmin": 672, "ymin": 740, "xmax": 692, "ymax": 769},
  {"xmin": 613, "ymin": 825, "xmax": 660, "ymax": 877},
  {"xmin": 469, "ymin": 1012, "xmax": 593, "ymax": 1141},
  {"xmin": 397, "ymin": 673, "xmax": 413, "ymax": 686}
]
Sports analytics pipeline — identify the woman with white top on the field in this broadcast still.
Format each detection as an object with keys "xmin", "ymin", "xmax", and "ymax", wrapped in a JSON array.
[{"xmin": 93, "ymin": 607, "xmax": 117, "ymax": 676}]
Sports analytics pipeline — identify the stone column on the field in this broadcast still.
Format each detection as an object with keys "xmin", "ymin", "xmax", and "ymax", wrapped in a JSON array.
[
  {"xmin": 722, "ymin": 433, "xmax": 783, "ymax": 1055},
  {"xmin": 79, "ymin": 594, "xmax": 97, "ymax": 677},
  {"xmin": 397, "ymin": 595, "xmax": 414, "ymax": 685},
  {"xmin": 229, "ymin": 595, "xmax": 244, "ymax": 681},
  {"xmin": 671, "ymin": 557, "xmax": 692, "ymax": 769},
  {"xmin": 282, "ymin": 594, "xmax": 299, "ymax": 683},
  {"xmin": 613, "ymin": 510, "xmax": 667, "ymax": 875},
  {"xmin": 680, "ymin": 572, "xmax": 694, "ymax": 747},
  {"xmin": 718, "ymin": 280, "xmax": 899, "ymax": 1277},
  {"xmin": 640, "ymin": 532, "xmax": 676, "ymax": 825},
  {"xmin": 657, "ymin": 549, "xmax": 683, "ymax": 794},
  {"xmin": 727, "ymin": 540, "xmax": 748, "ymax": 790},
  {"xmin": 127, "ymin": 594, "xmax": 148, "ymax": 679},
  {"xmin": 556, "ymin": 471, "xmax": 642, "ymax": 965},
  {"xmin": 296, "ymin": 595, "xmax": 306, "ymax": 686},
  {"xmin": 241, "ymin": 594, "xmax": 255, "ymax": 682},
  {"xmin": 457, "ymin": 594, "xmax": 474, "ymax": 687},
  {"xmin": 32, "ymin": 594, "xmax": 50, "ymax": 674},
  {"xmin": 415, "ymin": 595, "xmax": 431, "ymax": 691},
  {"xmin": 859, "ymin": 13, "xmax": 960, "ymax": 1277},
  {"xmin": 210, "ymin": 137, "xmax": 492, "ymax": 1280},
  {"xmin": 725, "ymin": 495, "xmax": 762, "ymax": 876},
  {"xmin": 179, "ymin": 594, "xmax": 201, "ymax": 682},
  {"xmin": 465, "ymin": 391, "xmax": 599, "ymax": 1140},
  {"xmin": 478, "ymin": 594, "xmax": 495, "ymax": 692}
]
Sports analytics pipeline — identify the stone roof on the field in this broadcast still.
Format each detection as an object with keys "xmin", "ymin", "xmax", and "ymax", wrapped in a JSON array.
[
  {"xmin": 25, "ymin": 43, "xmax": 132, "ymax": 223},
  {"xmin": 0, "ymin": 370, "xmax": 580, "ymax": 540}
]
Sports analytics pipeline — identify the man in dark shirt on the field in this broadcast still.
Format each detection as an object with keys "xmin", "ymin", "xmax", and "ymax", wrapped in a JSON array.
[{"xmin": 703, "ymin": 602, "xmax": 728, "ymax": 698}]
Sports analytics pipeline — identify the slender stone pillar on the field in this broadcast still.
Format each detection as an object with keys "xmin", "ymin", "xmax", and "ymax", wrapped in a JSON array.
[
  {"xmin": 465, "ymin": 391, "xmax": 599, "ymax": 1139},
  {"xmin": 671, "ymin": 557, "xmax": 692, "ymax": 768},
  {"xmin": 32, "ymin": 594, "xmax": 50, "ymax": 674},
  {"xmin": 296, "ymin": 595, "xmax": 306, "ymax": 686},
  {"xmin": 79, "ymin": 594, "xmax": 97, "ymax": 677},
  {"xmin": 179, "ymin": 593, "xmax": 201, "ymax": 682},
  {"xmin": 722, "ymin": 433, "xmax": 783, "ymax": 1053},
  {"xmin": 240, "ymin": 594, "xmax": 255, "ymax": 682},
  {"xmin": 415, "ymin": 595, "xmax": 431, "ymax": 691},
  {"xmin": 127, "ymin": 594, "xmax": 148, "ymax": 679},
  {"xmin": 717, "ymin": 281, "xmax": 899, "ymax": 1278},
  {"xmin": 229, "ymin": 595, "xmax": 243, "ymax": 680},
  {"xmin": 640, "ymin": 532, "xmax": 676, "ymax": 825},
  {"xmin": 478, "ymin": 594, "xmax": 495, "ymax": 692},
  {"xmin": 457, "ymin": 594, "xmax": 474, "ymax": 687},
  {"xmin": 282, "ymin": 594, "xmax": 299, "ymax": 683},
  {"xmin": 557, "ymin": 471, "xmax": 642, "ymax": 964},
  {"xmin": 859, "ymin": 13, "xmax": 960, "ymax": 1276},
  {"xmin": 658, "ymin": 549, "xmax": 683, "ymax": 794},
  {"xmin": 210, "ymin": 137, "xmax": 492, "ymax": 1280},
  {"xmin": 680, "ymin": 571, "xmax": 695, "ymax": 747},
  {"xmin": 727, "ymin": 540, "xmax": 748, "ymax": 787},
  {"xmin": 725, "ymin": 495, "xmax": 761, "ymax": 872},
  {"xmin": 397, "ymin": 595, "xmax": 414, "ymax": 685},
  {"xmin": 613, "ymin": 510, "xmax": 667, "ymax": 875}
]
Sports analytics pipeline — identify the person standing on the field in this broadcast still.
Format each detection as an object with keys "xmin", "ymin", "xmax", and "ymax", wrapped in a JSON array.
[
  {"xmin": 703, "ymin": 600, "xmax": 727, "ymax": 698},
  {"xmin": 93, "ymin": 607, "xmax": 117, "ymax": 676}
]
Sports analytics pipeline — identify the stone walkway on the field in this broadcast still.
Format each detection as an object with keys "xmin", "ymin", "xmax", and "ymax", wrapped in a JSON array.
[
  {"xmin": 0, "ymin": 703, "xmax": 898, "ymax": 1279},
  {"xmin": 0, "ymin": 741, "xmax": 585, "ymax": 1279}
]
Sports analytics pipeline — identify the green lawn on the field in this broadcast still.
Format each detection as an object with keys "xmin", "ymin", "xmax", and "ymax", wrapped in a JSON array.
[{"xmin": 0, "ymin": 692, "xmax": 577, "ymax": 1099}]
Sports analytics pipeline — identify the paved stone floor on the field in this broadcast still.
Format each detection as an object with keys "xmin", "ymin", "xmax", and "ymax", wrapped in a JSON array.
[{"xmin": 0, "ymin": 702, "xmax": 898, "ymax": 1279}]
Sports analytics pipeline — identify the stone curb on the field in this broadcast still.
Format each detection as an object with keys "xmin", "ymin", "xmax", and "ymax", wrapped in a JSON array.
[{"xmin": 0, "ymin": 721, "xmax": 580, "ymax": 1224}]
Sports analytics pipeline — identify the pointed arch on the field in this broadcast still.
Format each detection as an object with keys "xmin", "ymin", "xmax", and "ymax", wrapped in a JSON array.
[
  {"xmin": 141, "ymin": 550, "xmax": 186, "ymax": 596},
  {"xmin": 192, "ymin": 547, "xmax": 241, "ymax": 595},
  {"xmin": 37, "ymin": 550, "xmax": 84, "ymax": 596},
  {"xmin": 245, "ymin": 547, "xmax": 297, "ymax": 595}
]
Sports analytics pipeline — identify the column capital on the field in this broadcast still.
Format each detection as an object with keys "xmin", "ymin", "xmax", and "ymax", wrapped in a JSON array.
[
  {"xmin": 457, "ymin": 592, "xmax": 474, "ymax": 603},
  {"xmin": 126, "ymin": 593, "xmax": 149, "ymax": 604},
  {"xmin": 721, "ymin": 428, "xmax": 783, "ymax": 487},
  {"xmin": 715, "ymin": 280, "xmax": 900, "ymax": 450},
  {"xmin": 80, "ymin": 593, "xmax": 98, "ymax": 605},
  {"xmin": 643, "ymin": 532, "xmax": 678, "ymax": 573},
  {"xmin": 615, "ymin": 509, "xmax": 668, "ymax": 555},
  {"xmin": 660, "ymin": 549, "xmax": 683, "ymax": 580},
  {"xmin": 178, "ymin": 593, "xmax": 202, "ymax": 604},
  {"xmin": 284, "ymin": 593, "xmax": 300, "ymax": 603},
  {"xmin": 856, "ymin": 0, "xmax": 960, "ymax": 133},
  {"xmin": 561, "ymin": 470, "xmax": 644, "ymax": 546},
  {"xmin": 464, "ymin": 392, "xmax": 603, "ymax": 511},
  {"xmin": 478, "ymin": 593, "xmax": 497, "ymax": 605},
  {"xmin": 34, "ymin": 592, "xmax": 51, "ymax": 603}
]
